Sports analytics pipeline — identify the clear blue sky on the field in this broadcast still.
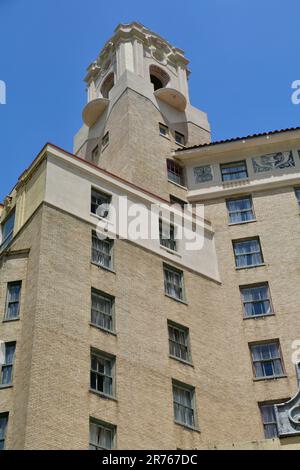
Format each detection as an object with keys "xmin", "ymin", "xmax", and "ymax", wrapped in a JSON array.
[{"xmin": 0, "ymin": 0, "xmax": 299, "ymax": 201}]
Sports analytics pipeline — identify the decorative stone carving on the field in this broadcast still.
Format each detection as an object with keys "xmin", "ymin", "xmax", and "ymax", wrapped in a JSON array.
[
  {"xmin": 275, "ymin": 389, "xmax": 300, "ymax": 437},
  {"xmin": 194, "ymin": 165, "xmax": 213, "ymax": 184},
  {"xmin": 252, "ymin": 151, "xmax": 295, "ymax": 173}
]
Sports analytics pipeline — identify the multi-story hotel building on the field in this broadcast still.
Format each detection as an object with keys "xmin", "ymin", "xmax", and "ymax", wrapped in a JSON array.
[{"xmin": 1, "ymin": 22, "xmax": 300, "ymax": 450}]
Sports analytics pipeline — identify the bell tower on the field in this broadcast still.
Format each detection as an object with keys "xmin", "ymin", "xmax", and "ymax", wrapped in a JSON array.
[{"xmin": 74, "ymin": 22, "xmax": 211, "ymax": 199}]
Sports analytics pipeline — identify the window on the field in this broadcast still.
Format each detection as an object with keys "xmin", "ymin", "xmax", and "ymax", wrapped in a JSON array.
[
  {"xmin": 100, "ymin": 73, "xmax": 114, "ymax": 99},
  {"xmin": 91, "ymin": 289, "xmax": 114, "ymax": 332},
  {"xmin": 168, "ymin": 322, "xmax": 191, "ymax": 363},
  {"xmin": 295, "ymin": 188, "xmax": 300, "ymax": 208},
  {"xmin": 159, "ymin": 123, "xmax": 169, "ymax": 137},
  {"xmin": 91, "ymin": 189, "xmax": 111, "ymax": 218},
  {"xmin": 92, "ymin": 232, "xmax": 113, "ymax": 270},
  {"xmin": 173, "ymin": 381, "xmax": 196, "ymax": 428},
  {"xmin": 0, "ymin": 210, "xmax": 15, "ymax": 251},
  {"xmin": 90, "ymin": 350, "xmax": 115, "ymax": 398},
  {"xmin": 250, "ymin": 341, "xmax": 284, "ymax": 379},
  {"xmin": 0, "ymin": 413, "xmax": 8, "ymax": 450},
  {"xmin": 296, "ymin": 363, "xmax": 300, "ymax": 388},
  {"xmin": 164, "ymin": 264, "xmax": 184, "ymax": 301},
  {"xmin": 175, "ymin": 131, "xmax": 185, "ymax": 146},
  {"xmin": 233, "ymin": 238, "xmax": 263, "ymax": 268},
  {"xmin": 259, "ymin": 404, "xmax": 279, "ymax": 439},
  {"xmin": 0, "ymin": 342, "xmax": 16, "ymax": 386},
  {"xmin": 240, "ymin": 283, "xmax": 273, "ymax": 318},
  {"xmin": 102, "ymin": 132, "xmax": 109, "ymax": 148},
  {"xmin": 167, "ymin": 159, "xmax": 184, "ymax": 186},
  {"xmin": 91, "ymin": 145, "xmax": 99, "ymax": 162},
  {"xmin": 226, "ymin": 196, "xmax": 254, "ymax": 224},
  {"xmin": 220, "ymin": 160, "xmax": 248, "ymax": 181},
  {"xmin": 170, "ymin": 195, "xmax": 186, "ymax": 209},
  {"xmin": 159, "ymin": 219, "xmax": 176, "ymax": 251},
  {"xmin": 4, "ymin": 282, "xmax": 21, "ymax": 321},
  {"xmin": 89, "ymin": 419, "xmax": 115, "ymax": 450}
]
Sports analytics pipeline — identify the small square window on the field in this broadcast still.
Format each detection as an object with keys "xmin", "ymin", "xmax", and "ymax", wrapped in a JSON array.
[
  {"xmin": 240, "ymin": 283, "xmax": 273, "ymax": 318},
  {"xmin": 102, "ymin": 132, "xmax": 109, "ymax": 148},
  {"xmin": 172, "ymin": 381, "xmax": 196, "ymax": 428},
  {"xmin": 220, "ymin": 160, "xmax": 248, "ymax": 182},
  {"xmin": 89, "ymin": 419, "xmax": 116, "ymax": 450},
  {"xmin": 226, "ymin": 196, "xmax": 255, "ymax": 224},
  {"xmin": 159, "ymin": 123, "xmax": 169, "ymax": 137},
  {"xmin": 168, "ymin": 322, "xmax": 191, "ymax": 363},
  {"xmin": 167, "ymin": 159, "xmax": 184, "ymax": 186},
  {"xmin": 91, "ymin": 231, "xmax": 113, "ymax": 270},
  {"xmin": 0, "ymin": 342, "xmax": 16, "ymax": 386},
  {"xmin": 90, "ymin": 349, "xmax": 115, "ymax": 398},
  {"xmin": 164, "ymin": 264, "xmax": 185, "ymax": 301},
  {"xmin": 175, "ymin": 131, "xmax": 185, "ymax": 146},
  {"xmin": 233, "ymin": 238, "xmax": 263, "ymax": 268},
  {"xmin": 159, "ymin": 219, "xmax": 177, "ymax": 252},
  {"xmin": 91, "ymin": 189, "xmax": 111, "ymax": 218},
  {"xmin": 91, "ymin": 289, "xmax": 114, "ymax": 332},
  {"xmin": 250, "ymin": 341, "xmax": 284, "ymax": 379},
  {"xmin": 5, "ymin": 282, "xmax": 22, "ymax": 321},
  {"xmin": 0, "ymin": 413, "xmax": 8, "ymax": 450}
]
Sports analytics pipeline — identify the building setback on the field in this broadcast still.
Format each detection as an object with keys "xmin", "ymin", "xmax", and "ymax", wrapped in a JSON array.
[{"xmin": 0, "ymin": 22, "xmax": 300, "ymax": 450}]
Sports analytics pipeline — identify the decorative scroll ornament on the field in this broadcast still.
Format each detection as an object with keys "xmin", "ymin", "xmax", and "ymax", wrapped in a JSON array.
[
  {"xmin": 252, "ymin": 151, "xmax": 295, "ymax": 173},
  {"xmin": 194, "ymin": 165, "xmax": 213, "ymax": 184},
  {"xmin": 276, "ymin": 389, "xmax": 300, "ymax": 437},
  {"xmin": 147, "ymin": 36, "xmax": 173, "ymax": 66}
]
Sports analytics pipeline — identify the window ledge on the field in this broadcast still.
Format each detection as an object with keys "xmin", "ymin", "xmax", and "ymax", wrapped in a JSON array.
[
  {"xmin": 91, "ymin": 262, "xmax": 116, "ymax": 274},
  {"xmin": 228, "ymin": 219, "xmax": 257, "ymax": 226},
  {"xmin": 174, "ymin": 421, "xmax": 200, "ymax": 433},
  {"xmin": 235, "ymin": 263, "xmax": 266, "ymax": 271},
  {"xmin": 253, "ymin": 375, "xmax": 287, "ymax": 383},
  {"xmin": 101, "ymin": 143, "xmax": 109, "ymax": 152},
  {"xmin": 243, "ymin": 313, "xmax": 275, "ymax": 321},
  {"xmin": 165, "ymin": 294, "xmax": 188, "ymax": 306},
  {"xmin": 89, "ymin": 389, "xmax": 117, "ymax": 402},
  {"xmin": 167, "ymin": 180, "xmax": 187, "ymax": 190},
  {"xmin": 0, "ymin": 384, "xmax": 13, "ymax": 390},
  {"xmin": 160, "ymin": 245, "xmax": 181, "ymax": 258},
  {"xmin": 160, "ymin": 133, "xmax": 171, "ymax": 141},
  {"xmin": 89, "ymin": 323, "xmax": 117, "ymax": 336},
  {"xmin": 169, "ymin": 355, "xmax": 194, "ymax": 367},
  {"xmin": 2, "ymin": 317, "xmax": 20, "ymax": 323},
  {"xmin": 90, "ymin": 213, "xmax": 113, "ymax": 226}
]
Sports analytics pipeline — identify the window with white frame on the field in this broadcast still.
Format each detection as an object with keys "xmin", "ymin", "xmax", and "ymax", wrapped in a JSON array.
[
  {"xmin": 233, "ymin": 238, "xmax": 264, "ymax": 268},
  {"xmin": 167, "ymin": 159, "xmax": 184, "ymax": 186},
  {"xmin": 159, "ymin": 123, "xmax": 169, "ymax": 137},
  {"xmin": 91, "ymin": 289, "xmax": 114, "ymax": 332},
  {"xmin": 175, "ymin": 131, "xmax": 185, "ymax": 146},
  {"xmin": 168, "ymin": 322, "xmax": 191, "ymax": 363},
  {"xmin": 220, "ymin": 160, "xmax": 248, "ymax": 181},
  {"xmin": 90, "ymin": 350, "xmax": 115, "ymax": 398},
  {"xmin": 173, "ymin": 381, "xmax": 196, "ymax": 428},
  {"xmin": 0, "ymin": 210, "xmax": 15, "ymax": 251},
  {"xmin": 0, "ymin": 342, "xmax": 16, "ymax": 386},
  {"xmin": 164, "ymin": 264, "xmax": 184, "ymax": 301},
  {"xmin": 89, "ymin": 419, "xmax": 116, "ymax": 450},
  {"xmin": 91, "ymin": 189, "xmax": 111, "ymax": 218},
  {"xmin": 259, "ymin": 403, "xmax": 280, "ymax": 439},
  {"xmin": 0, "ymin": 413, "xmax": 8, "ymax": 450},
  {"xmin": 226, "ymin": 196, "xmax": 255, "ymax": 224},
  {"xmin": 240, "ymin": 283, "xmax": 273, "ymax": 318},
  {"xmin": 4, "ymin": 282, "xmax": 21, "ymax": 321},
  {"xmin": 250, "ymin": 341, "xmax": 284, "ymax": 379},
  {"xmin": 92, "ymin": 232, "xmax": 113, "ymax": 270},
  {"xmin": 159, "ymin": 219, "xmax": 177, "ymax": 251}
]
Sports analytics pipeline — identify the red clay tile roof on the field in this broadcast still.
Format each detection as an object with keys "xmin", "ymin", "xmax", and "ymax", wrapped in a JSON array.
[{"xmin": 175, "ymin": 126, "xmax": 300, "ymax": 152}]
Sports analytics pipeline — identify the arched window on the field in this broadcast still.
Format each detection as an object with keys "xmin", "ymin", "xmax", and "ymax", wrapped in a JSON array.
[
  {"xmin": 101, "ymin": 73, "xmax": 114, "ymax": 99},
  {"xmin": 149, "ymin": 65, "xmax": 169, "ymax": 91}
]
